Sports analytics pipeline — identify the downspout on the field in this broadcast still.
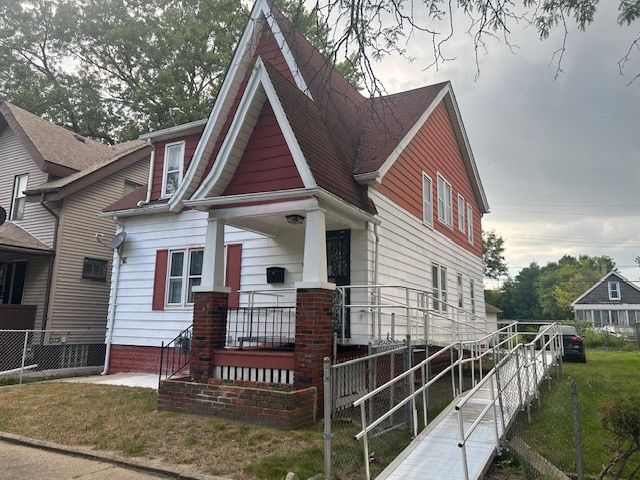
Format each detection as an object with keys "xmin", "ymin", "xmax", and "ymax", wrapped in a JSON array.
[
  {"xmin": 101, "ymin": 218, "xmax": 123, "ymax": 375},
  {"xmin": 40, "ymin": 193, "xmax": 59, "ymax": 330}
]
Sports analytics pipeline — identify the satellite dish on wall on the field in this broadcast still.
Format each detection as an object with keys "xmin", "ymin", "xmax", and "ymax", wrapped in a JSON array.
[
  {"xmin": 110, "ymin": 231, "xmax": 126, "ymax": 250},
  {"xmin": 0, "ymin": 207, "xmax": 6, "ymax": 226}
]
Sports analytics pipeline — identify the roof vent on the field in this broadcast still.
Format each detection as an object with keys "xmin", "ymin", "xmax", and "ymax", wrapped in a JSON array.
[{"xmin": 73, "ymin": 133, "xmax": 87, "ymax": 143}]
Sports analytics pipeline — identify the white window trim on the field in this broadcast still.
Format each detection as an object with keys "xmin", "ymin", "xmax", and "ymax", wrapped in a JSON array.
[
  {"xmin": 436, "ymin": 173, "xmax": 453, "ymax": 228},
  {"xmin": 165, "ymin": 247, "xmax": 203, "ymax": 307},
  {"xmin": 432, "ymin": 262, "xmax": 448, "ymax": 312},
  {"xmin": 422, "ymin": 172, "xmax": 433, "ymax": 227},
  {"xmin": 466, "ymin": 203, "xmax": 474, "ymax": 244},
  {"xmin": 161, "ymin": 141, "xmax": 185, "ymax": 198},
  {"xmin": 10, "ymin": 173, "xmax": 28, "ymax": 221},
  {"xmin": 457, "ymin": 273, "xmax": 463, "ymax": 308},
  {"xmin": 457, "ymin": 194, "xmax": 465, "ymax": 232},
  {"xmin": 470, "ymin": 279, "xmax": 476, "ymax": 314},
  {"xmin": 608, "ymin": 281, "xmax": 620, "ymax": 301}
]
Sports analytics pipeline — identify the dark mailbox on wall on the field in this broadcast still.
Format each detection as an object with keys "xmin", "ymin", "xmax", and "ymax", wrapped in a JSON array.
[{"xmin": 266, "ymin": 267, "xmax": 285, "ymax": 284}]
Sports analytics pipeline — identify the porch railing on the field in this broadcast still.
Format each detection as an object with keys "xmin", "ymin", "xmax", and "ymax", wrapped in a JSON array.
[
  {"xmin": 226, "ymin": 306, "xmax": 295, "ymax": 350},
  {"xmin": 159, "ymin": 324, "xmax": 192, "ymax": 380}
]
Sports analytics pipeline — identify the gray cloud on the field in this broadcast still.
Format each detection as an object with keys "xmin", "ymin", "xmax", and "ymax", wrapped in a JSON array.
[{"xmin": 372, "ymin": 4, "xmax": 640, "ymax": 282}]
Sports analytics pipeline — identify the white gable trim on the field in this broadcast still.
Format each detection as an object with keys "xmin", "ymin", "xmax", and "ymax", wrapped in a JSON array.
[
  {"xmin": 376, "ymin": 84, "xmax": 449, "ymax": 180},
  {"xmin": 571, "ymin": 271, "xmax": 640, "ymax": 306},
  {"xmin": 261, "ymin": 6, "xmax": 312, "ymax": 99},
  {"xmin": 371, "ymin": 82, "xmax": 490, "ymax": 214},
  {"xmin": 169, "ymin": 0, "xmax": 310, "ymax": 212},
  {"xmin": 191, "ymin": 58, "xmax": 315, "ymax": 201}
]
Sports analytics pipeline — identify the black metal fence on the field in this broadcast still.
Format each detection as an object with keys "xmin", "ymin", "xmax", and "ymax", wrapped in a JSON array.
[
  {"xmin": 159, "ymin": 324, "xmax": 192, "ymax": 380},
  {"xmin": 226, "ymin": 307, "xmax": 295, "ymax": 350}
]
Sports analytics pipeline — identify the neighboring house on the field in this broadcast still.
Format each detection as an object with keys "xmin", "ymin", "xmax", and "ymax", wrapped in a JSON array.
[
  {"xmin": 485, "ymin": 303, "xmax": 502, "ymax": 333},
  {"xmin": 572, "ymin": 271, "xmax": 640, "ymax": 335},
  {"xmin": 101, "ymin": 0, "xmax": 489, "ymax": 376},
  {"xmin": 0, "ymin": 102, "xmax": 150, "ymax": 337}
]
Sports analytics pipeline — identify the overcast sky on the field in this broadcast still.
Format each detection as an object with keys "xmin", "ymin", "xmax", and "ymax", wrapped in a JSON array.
[{"xmin": 368, "ymin": 5, "xmax": 640, "ymax": 285}]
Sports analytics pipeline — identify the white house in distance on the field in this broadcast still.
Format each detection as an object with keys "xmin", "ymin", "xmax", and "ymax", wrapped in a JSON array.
[
  {"xmin": 572, "ymin": 271, "xmax": 640, "ymax": 335},
  {"xmin": 100, "ymin": 0, "xmax": 490, "ymax": 383}
]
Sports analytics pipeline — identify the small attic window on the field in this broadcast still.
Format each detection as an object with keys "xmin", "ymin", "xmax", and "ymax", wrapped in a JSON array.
[
  {"xmin": 608, "ymin": 281, "xmax": 620, "ymax": 300},
  {"xmin": 162, "ymin": 141, "xmax": 185, "ymax": 198}
]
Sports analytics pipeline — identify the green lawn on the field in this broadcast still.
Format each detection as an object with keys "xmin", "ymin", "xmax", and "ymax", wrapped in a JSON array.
[
  {"xmin": 0, "ymin": 383, "xmax": 323, "ymax": 479},
  {"xmin": 522, "ymin": 349, "xmax": 640, "ymax": 477}
]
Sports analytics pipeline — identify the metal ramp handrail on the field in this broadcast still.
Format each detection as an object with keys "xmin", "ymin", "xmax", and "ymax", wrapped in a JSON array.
[{"xmin": 352, "ymin": 321, "xmax": 564, "ymax": 480}]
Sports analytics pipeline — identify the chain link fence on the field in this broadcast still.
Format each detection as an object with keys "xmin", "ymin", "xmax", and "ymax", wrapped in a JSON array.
[
  {"xmin": 0, "ymin": 329, "xmax": 105, "ymax": 385},
  {"xmin": 501, "ymin": 349, "xmax": 640, "ymax": 480}
]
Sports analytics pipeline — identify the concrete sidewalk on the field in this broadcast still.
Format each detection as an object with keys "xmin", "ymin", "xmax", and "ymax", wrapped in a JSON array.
[
  {"xmin": 0, "ymin": 440, "xmax": 164, "ymax": 479},
  {"xmin": 59, "ymin": 372, "xmax": 159, "ymax": 390}
]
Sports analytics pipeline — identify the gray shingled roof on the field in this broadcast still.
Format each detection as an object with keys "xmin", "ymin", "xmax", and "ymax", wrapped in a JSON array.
[{"xmin": 0, "ymin": 222, "xmax": 52, "ymax": 253}]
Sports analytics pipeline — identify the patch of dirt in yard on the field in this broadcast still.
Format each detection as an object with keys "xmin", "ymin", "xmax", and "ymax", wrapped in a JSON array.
[{"xmin": 0, "ymin": 383, "xmax": 323, "ymax": 479}]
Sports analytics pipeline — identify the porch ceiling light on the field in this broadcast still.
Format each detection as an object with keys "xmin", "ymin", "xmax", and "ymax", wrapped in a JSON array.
[{"xmin": 285, "ymin": 214, "xmax": 305, "ymax": 225}]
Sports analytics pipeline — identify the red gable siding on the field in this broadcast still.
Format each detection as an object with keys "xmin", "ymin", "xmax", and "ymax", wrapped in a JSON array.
[
  {"xmin": 201, "ymin": 31, "xmax": 295, "ymax": 181},
  {"xmin": 376, "ymin": 102, "xmax": 482, "ymax": 258},
  {"xmin": 151, "ymin": 132, "xmax": 201, "ymax": 201},
  {"xmin": 223, "ymin": 102, "xmax": 302, "ymax": 195}
]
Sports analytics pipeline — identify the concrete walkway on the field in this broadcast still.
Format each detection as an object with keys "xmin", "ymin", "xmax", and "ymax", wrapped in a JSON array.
[
  {"xmin": 0, "ymin": 440, "xmax": 164, "ymax": 479},
  {"xmin": 59, "ymin": 373, "xmax": 159, "ymax": 390}
]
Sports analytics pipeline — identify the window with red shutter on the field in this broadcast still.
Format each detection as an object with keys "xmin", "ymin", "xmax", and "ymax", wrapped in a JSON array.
[{"xmin": 152, "ymin": 250, "xmax": 168, "ymax": 310}]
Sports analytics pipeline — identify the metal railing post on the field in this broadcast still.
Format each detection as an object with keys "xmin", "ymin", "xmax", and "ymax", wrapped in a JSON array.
[
  {"xmin": 456, "ymin": 407, "xmax": 470, "ymax": 480},
  {"xmin": 531, "ymin": 344, "xmax": 541, "ymax": 408},
  {"xmin": 490, "ymin": 374, "xmax": 501, "ymax": 449},
  {"xmin": 376, "ymin": 286, "xmax": 382, "ymax": 340},
  {"xmin": 493, "ymin": 348, "xmax": 507, "ymax": 433},
  {"xmin": 391, "ymin": 312, "xmax": 396, "ymax": 341},
  {"xmin": 450, "ymin": 347, "xmax": 456, "ymax": 397},
  {"xmin": 405, "ymin": 288, "xmax": 411, "ymax": 338},
  {"xmin": 19, "ymin": 330, "xmax": 29, "ymax": 385},
  {"xmin": 159, "ymin": 341, "xmax": 165, "ymax": 381},
  {"xmin": 360, "ymin": 403, "xmax": 371, "ymax": 480},
  {"xmin": 458, "ymin": 343, "xmax": 463, "ymax": 395},
  {"xmin": 323, "ymin": 358, "xmax": 332, "ymax": 480},
  {"xmin": 515, "ymin": 346, "xmax": 524, "ymax": 411}
]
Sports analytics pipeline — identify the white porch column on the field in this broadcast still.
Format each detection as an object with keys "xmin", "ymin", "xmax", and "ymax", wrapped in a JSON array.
[
  {"xmin": 296, "ymin": 207, "xmax": 335, "ymax": 290},
  {"xmin": 196, "ymin": 212, "xmax": 228, "ymax": 292}
]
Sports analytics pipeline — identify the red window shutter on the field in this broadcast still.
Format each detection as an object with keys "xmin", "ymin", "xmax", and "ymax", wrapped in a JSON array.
[
  {"xmin": 152, "ymin": 249, "xmax": 168, "ymax": 311},
  {"xmin": 225, "ymin": 244, "xmax": 242, "ymax": 308}
]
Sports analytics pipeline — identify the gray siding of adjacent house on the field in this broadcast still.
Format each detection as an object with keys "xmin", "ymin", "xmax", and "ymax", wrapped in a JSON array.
[
  {"xmin": 47, "ymin": 160, "xmax": 148, "ymax": 335},
  {"xmin": 0, "ymin": 127, "xmax": 58, "ymax": 246},
  {"xmin": 576, "ymin": 273, "xmax": 640, "ymax": 305}
]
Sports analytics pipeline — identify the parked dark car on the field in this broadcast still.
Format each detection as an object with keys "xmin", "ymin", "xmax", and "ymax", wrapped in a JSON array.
[{"xmin": 538, "ymin": 325, "xmax": 587, "ymax": 363}]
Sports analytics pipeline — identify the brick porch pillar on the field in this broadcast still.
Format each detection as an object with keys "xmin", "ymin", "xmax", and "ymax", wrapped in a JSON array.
[
  {"xmin": 294, "ymin": 288, "xmax": 334, "ymax": 413},
  {"xmin": 191, "ymin": 290, "xmax": 228, "ymax": 383}
]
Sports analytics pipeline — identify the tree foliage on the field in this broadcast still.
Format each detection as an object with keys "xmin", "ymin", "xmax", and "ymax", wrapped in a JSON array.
[
  {"xmin": 599, "ymin": 395, "xmax": 640, "ymax": 480},
  {"xmin": 0, "ymin": 0, "xmax": 360, "ymax": 143},
  {"xmin": 482, "ymin": 230, "xmax": 508, "ymax": 279},
  {"xmin": 486, "ymin": 254, "xmax": 615, "ymax": 320}
]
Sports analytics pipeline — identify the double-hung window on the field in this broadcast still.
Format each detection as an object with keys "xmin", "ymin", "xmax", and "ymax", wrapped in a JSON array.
[
  {"xmin": 10, "ymin": 174, "xmax": 28, "ymax": 220},
  {"xmin": 167, "ymin": 248, "xmax": 204, "ymax": 306},
  {"xmin": 162, "ymin": 141, "xmax": 185, "ymax": 198},
  {"xmin": 422, "ymin": 173, "xmax": 433, "ymax": 226},
  {"xmin": 457, "ymin": 194, "xmax": 465, "ymax": 232},
  {"xmin": 437, "ymin": 174, "xmax": 453, "ymax": 227},
  {"xmin": 608, "ymin": 281, "xmax": 620, "ymax": 300},
  {"xmin": 432, "ymin": 263, "xmax": 448, "ymax": 311},
  {"xmin": 466, "ymin": 203, "xmax": 474, "ymax": 244}
]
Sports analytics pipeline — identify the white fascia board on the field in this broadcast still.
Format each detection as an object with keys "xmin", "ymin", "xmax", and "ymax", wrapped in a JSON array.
[
  {"xmin": 139, "ymin": 119, "xmax": 207, "ymax": 141},
  {"xmin": 186, "ymin": 187, "xmax": 318, "ymax": 209},
  {"xmin": 213, "ymin": 198, "xmax": 318, "ymax": 220},
  {"xmin": 98, "ymin": 203, "xmax": 170, "ymax": 219},
  {"xmin": 261, "ymin": 3, "xmax": 313, "ymax": 100},
  {"xmin": 260, "ymin": 61, "xmax": 316, "ymax": 188},
  {"xmin": 316, "ymin": 188, "xmax": 380, "ymax": 226},
  {"xmin": 168, "ymin": 0, "xmax": 267, "ymax": 213},
  {"xmin": 354, "ymin": 171, "xmax": 381, "ymax": 184},
  {"xmin": 190, "ymin": 58, "xmax": 316, "ymax": 202},
  {"xmin": 445, "ymin": 87, "xmax": 490, "ymax": 214},
  {"xmin": 574, "ymin": 303, "xmax": 640, "ymax": 310},
  {"xmin": 376, "ymin": 84, "xmax": 450, "ymax": 180}
]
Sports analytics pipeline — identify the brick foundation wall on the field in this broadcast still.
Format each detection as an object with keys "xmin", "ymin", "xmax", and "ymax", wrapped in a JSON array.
[
  {"xmin": 158, "ymin": 379, "xmax": 317, "ymax": 430},
  {"xmin": 294, "ymin": 288, "xmax": 334, "ymax": 412},
  {"xmin": 109, "ymin": 344, "xmax": 163, "ymax": 374}
]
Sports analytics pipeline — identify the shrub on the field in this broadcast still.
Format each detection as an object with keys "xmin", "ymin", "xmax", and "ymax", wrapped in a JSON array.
[{"xmin": 599, "ymin": 395, "xmax": 640, "ymax": 479}]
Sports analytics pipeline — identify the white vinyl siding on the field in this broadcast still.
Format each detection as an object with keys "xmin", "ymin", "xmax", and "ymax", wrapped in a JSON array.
[
  {"xmin": 466, "ymin": 203, "xmax": 474, "ymax": 244},
  {"xmin": 161, "ymin": 141, "xmax": 185, "ymax": 198},
  {"xmin": 10, "ymin": 173, "xmax": 28, "ymax": 220},
  {"xmin": 437, "ymin": 174, "xmax": 453, "ymax": 227},
  {"xmin": 457, "ymin": 194, "xmax": 465, "ymax": 232},
  {"xmin": 422, "ymin": 173, "xmax": 433, "ymax": 226}
]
